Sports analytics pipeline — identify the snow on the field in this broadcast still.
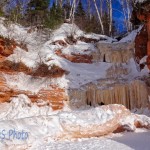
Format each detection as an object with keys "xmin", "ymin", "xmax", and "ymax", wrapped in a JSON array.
[
  {"xmin": 61, "ymin": 41, "xmax": 96, "ymax": 55},
  {"xmin": 4, "ymin": 73, "xmax": 52, "ymax": 93},
  {"xmin": 132, "ymin": 108, "xmax": 150, "ymax": 117},
  {"xmin": 49, "ymin": 23, "xmax": 116, "ymax": 43},
  {"xmin": 0, "ymin": 19, "xmax": 147, "ymax": 103},
  {"xmin": 119, "ymin": 26, "xmax": 143, "ymax": 43},
  {"xmin": 1, "ymin": 130, "xmax": 150, "ymax": 149},
  {"xmin": 0, "ymin": 18, "xmax": 36, "ymax": 46},
  {"xmin": 140, "ymin": 56, "xmax": 147, "ymax": 64},
  {"xmin": 0, "ymin": 94, "xmax": 118, "ymax": 121},
  {"xmin": 0, "ymin": 95, "xmax": 54, "ymax": 120},
  {"xmin": 6, "ymin": 51, "xmax": 140, "ymax": 91},
  {"xmin": 7, "ymin": 47, "xmax": 39, "ymax": 68},
  {"xmin": 0, "ymin": 17, "xmax": 149, "ymax": 149},
  {"xmin": 0, "ymin": 18, "xmax": 46, "ymax": 70},
  {"xmin": 84, "ymin": 33, "xmax": 117, "ymax": 42},
  {"xmin": 56, "ymin": 60, "xmax": 112, "ymax": 89},
  {"xmin": 0, "ymin": 95, "xmax": 119, "ymax": 148},
  {"xmin": 30, "ymin": 130, "xmax": 150, "ymax": 150},
  {"xmin": 125, "ymin": 58, "xmax": 140, "ymax": 78},
  {"xmin": 0, "ymin": 18, "xmax": 147, "ymax": 92},
  {"xmin": 0, "ymin": 95, "xmax": 149, "ymax": 149},
  {"xmin": 0, "ymin": 20, "xmax": 114, "ymax": 91},
  {"xmin": 51, "ymin": 23, "xmax": 84, "ymax": 41}
]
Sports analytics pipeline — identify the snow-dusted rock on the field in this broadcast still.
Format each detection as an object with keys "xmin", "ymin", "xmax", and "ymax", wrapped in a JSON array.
[{"xmin": 59, "ymin": 104, "xmax": 130, "ymax": 139}]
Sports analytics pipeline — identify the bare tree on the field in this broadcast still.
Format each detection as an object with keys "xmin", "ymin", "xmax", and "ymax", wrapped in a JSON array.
[
  {"xmin": 99, "ymin": 0, "xmax": 104, "ymax": 18},
  {"xmin": 69, "ymin": 0, "xmax": 77, "ymax": 23},
  {"xmin": 86, "ymin": 0, "xmax": 92, "ymax": 21},
  {"xmin": 119, "ymin": 0, "xmax": 134, "ymax": 32},
  {"xmin": 93, "ymin": 0, "xmax": 104, "ymax": 34},
  {"xmin": 126, "ymin": 0, "xmax": 133, "ymax": 32},
  {"xmin": 0, "ymin": 0, "xmax": 9, "ymax": 6},
  {"xmin": 106, "ymin": 0, "xmax": 113, "ymax": 36},
  {"xmin": 4, "ymin": 0, "xmax": 29, "ymax": 23},
  {"xmin": 58, "ymin": 0, "xmax": 64, "ymax": 8}
]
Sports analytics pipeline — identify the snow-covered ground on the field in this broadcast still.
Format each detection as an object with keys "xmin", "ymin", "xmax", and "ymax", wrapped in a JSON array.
[
  {"xmin": 30, "ymin": 129, "xmax": 150, "ymax": 150},
  {"xmin": 0, "ymin": 95, "xmax": 149, "ymax": 149},
  {"xmin": 2, "ymin": 129, "xmax": 149, "ymax": 149}
]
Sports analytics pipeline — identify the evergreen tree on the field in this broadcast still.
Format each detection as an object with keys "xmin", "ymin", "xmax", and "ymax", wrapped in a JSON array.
[
  {"xmin": 84, "ymin": 15, "xmax": 98, "ymax": 33},
  {"xmin": 74, "ymin": 0, "xmax": 86, "ymax": 31},
  {"xmin": 0, "ymin": 0, "xmax": 5, "ymax": 16},
  {"xmin": 26, "ymin": 0, "xmax": 49, "ymax": 26},
  {"xmin": 0, "ymin": 8, "xmax": 4, "ymax": 17},
  {"xmin": 102, "ymin": 12, "xmax": 117, "ymax": 36},
  {"xmin": 45, "ymin": 2, "xmax": 63, "ymax": 29},
  {"xmin": 75, "ymin": 0, "xmax": 85, "ymax": 18},
  {"xmin": 102, "ymin": 12, "xmax": 109, "ymax": 35},
  {"xmin": 63, "ymin": 1, "xmax": 71, "ymax": 19},
  {"xmin": 3, "ymin": 0, "xmax": 24, "ymax": 23}
]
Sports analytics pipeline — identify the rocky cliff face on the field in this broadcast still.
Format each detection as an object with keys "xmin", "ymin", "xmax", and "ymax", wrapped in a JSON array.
[
  {"xmin": 133, "ymin": 0, "xmax": 150, "ymax": 69},
  {"xmin": 0, "ymin": 33, "xmax": 67, "ymax": 110},
  {"xmin": 0, "ymin": 18, "xmax": 149, "ymax": 111}
]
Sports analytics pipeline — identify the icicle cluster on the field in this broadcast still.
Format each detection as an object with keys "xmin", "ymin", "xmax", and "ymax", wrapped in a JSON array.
[
  {"xmin": 68, "ymin": 80, "xmax": 149, "ymax": 109},
  {"xmin": 92, "ymin": 42, "xmax": 134, "ymax": 63}
]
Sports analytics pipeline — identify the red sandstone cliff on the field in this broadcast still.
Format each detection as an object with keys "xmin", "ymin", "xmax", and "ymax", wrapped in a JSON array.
[{"xmin": 133, "ymin": 0, "xmax": 150, "ymax": 69}]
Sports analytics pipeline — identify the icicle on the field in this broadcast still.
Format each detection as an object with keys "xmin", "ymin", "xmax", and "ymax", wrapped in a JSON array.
[
  {"xmin": 68, "ymin": 80, "xmax": 149, "ymax": 109},
  {"xmin": 93, "ymin": 42, "xmax": 134, "ymax": 63}
]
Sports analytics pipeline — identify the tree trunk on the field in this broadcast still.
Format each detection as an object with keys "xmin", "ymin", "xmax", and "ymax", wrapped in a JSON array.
[
  {"xmin": 126, "ymin": 0, "xmax": 132, "ymax": 32},
  {"xmin": 69, "ymin": 0, "xmax": 76, "ymax": 23},
  {"xmin": 109, "ymin": 0, "xmax": 112, "ymax": 36},
  {"xmin": 87, "ymin": 0, "xmax": 92, "ymax": 20},
  {"xmin": 93, "ymin": 0, "xmax": 104, "ymax": 34},
  {"xmin": 120, "ymin": 0, "xmax": 128, "ymax": 32},
  {"xmin": 100, "ymin": 0, "xmax": 104, "ymax": 18}
]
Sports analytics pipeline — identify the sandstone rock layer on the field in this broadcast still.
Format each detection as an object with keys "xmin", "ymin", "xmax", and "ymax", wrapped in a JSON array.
[
  {"xmin": 0, "ymin": 74, "xmax": 66, "ymax": 110},
  {"xmin": 133, "ymin": 1, "xmax": 150, "ymax": 69}
]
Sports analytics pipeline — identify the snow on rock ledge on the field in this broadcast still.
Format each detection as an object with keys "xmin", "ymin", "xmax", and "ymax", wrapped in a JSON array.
[{"xmin": 50, "ymin": 23, "xmax": 116, "ymax": 43}]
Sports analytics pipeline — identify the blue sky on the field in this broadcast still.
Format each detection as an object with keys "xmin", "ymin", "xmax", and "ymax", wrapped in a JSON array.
[
  {"xmin": 112, "ymin": 1, "xmax": 125, "ymax": 32},
  {"xmin": 50, "ymin": 0, "xmax": 126, "ymax": 32},
  {"xmin": 7, "ymin": 0, "xmax": 126, "ymax": 32},
  {"xmin": 5, "ymin": 0, "xmax": 126, "ymax": 33}
]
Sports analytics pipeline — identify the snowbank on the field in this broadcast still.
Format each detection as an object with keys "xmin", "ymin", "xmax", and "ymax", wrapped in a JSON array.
[{"xmin": 0, "ymin": 95, "xmax": 149, "ymax": 148}]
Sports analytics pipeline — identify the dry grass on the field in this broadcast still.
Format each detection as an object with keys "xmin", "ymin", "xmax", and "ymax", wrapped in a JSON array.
[
  {"xmin": 33, "ymin": 63, "xmax": 66, "ymax": 78},
  {"xmin": 0, "ymin": 60, "xmax": 31, "ymax": 73},
  {"xmin": 78, "ymin": 36, "xmax": 99, "ymax": 43},
  {"xmin": 65, "ymin": 35, "xmax": 77, "ymax": 45},
  {"xmin": 0, "ymin": 36, "xmax": 16, "ymax": 57},
  {"xmin": 0, "ymin": 60, "xmax": 66, "ymax": 78},
  {"xmin": 55, "ymin": 49, "xmax": 92, "ymax": 63}
]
